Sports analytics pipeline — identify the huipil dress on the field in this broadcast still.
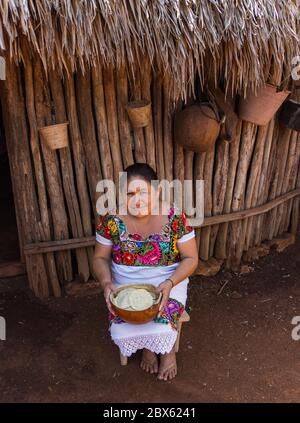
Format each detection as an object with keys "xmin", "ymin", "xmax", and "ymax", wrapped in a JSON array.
[{"xmin": 95, "ymin": 204, "xmax": 195, "ymax": 357}]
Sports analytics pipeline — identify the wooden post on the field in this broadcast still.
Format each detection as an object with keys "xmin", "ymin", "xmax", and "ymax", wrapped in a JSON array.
[
  {"xmin": 115, "ymin": 63, "xmax": 134, "ymax": 170},
  {"xmin": 34, "ymin": 58, "xmax": 73, "ymax": 284},
  {"xmin": 153, "ymin": 74, "xmax": 165, "ymax": 180},
  {"xmin": 64, "ymin": 72, "xmax": 95, "ymax": 271},
  {"xmin": 141, "ymin": 56, "xmax": 156, "ymax": 170},
  {"xmin": 226, "ymin": 122, "xmax": 256, "ymax": 270},
  {"xmin": 49, "ymin": 68, "xmax": 90, "ymax": 283},
  {"xmin": 75, "ymin": 68, "xmax": 103, "ymax": 221},
  {"xmin": 214, "ymin": 120, "xmax": 242, "ymax": 259},
  {"xmin": 102, "ymin": 64, "xmax": 124, "ymax": 179},
  {"xmin": 91, "ymin": 64, "xmax": 115, "ymax": 180},
  {"xmin": 23, "ymin": 47, "xmax": 61, "ymax": 296},
  {"xmin": 128, "ymin": 63, "xmax": 146, "ymax": 163}
]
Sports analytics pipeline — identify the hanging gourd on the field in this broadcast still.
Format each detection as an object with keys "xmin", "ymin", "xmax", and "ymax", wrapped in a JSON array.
[{"xmin": 174, "ymin": 103, "xmax": 221, "ymax": 153}]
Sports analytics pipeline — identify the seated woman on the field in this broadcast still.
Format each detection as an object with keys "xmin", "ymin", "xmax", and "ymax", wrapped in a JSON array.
[{"xmin": 93, "ymin": 163, "xmax": 198, "ymax": 381}]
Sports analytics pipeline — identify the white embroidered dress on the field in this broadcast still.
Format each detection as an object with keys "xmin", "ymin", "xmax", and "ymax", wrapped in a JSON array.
[{"xmin": 96, "ymin": 205, "xmax": 195, "ymax": 357}]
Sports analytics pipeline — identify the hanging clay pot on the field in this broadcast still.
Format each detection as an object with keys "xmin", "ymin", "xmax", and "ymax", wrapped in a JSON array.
[
  {"xmin": 279, "ymin": 99, "xmax": 300, "ymax": 132},
  {"xmin": 39, "ymin": 122, "xmax": 69, "ymax": 150},
  {"xmin": 126, "ymin": 100, "xmax": 151, "ymax": 128},
  {"xmin": 174, "ymin": 103, "xmax": 221, "ymax": 153},
  {"xmin": 239, "ymin": 84, "xmax": 291, "ymax": 126}
]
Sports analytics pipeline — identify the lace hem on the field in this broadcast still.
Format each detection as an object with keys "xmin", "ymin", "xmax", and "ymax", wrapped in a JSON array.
[{"xmin": 112, "ymin": 332, "xmax": 177, "ymax": 357}]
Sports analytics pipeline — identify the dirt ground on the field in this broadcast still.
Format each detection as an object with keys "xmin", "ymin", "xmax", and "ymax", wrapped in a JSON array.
[{"xmin": 0, "ymin": 235, "xmax": 300, "ymax": 403}]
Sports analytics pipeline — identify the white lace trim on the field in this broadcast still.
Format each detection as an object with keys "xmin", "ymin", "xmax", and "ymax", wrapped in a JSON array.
[{"xmin": 113, "ymin": 332, "xmax": 177, "ymax": 357}]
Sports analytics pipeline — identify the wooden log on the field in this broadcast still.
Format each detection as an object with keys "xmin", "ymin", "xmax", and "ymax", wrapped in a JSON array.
[
  {"xmin": 128, "ymin": 63, "xmax": 146, "ymax": 162},
  {"xmin": 75, "ymin": 68, "xmax": 103, "ymax": 221},
  {"xmin": 91, "ymin": 64, "xmax": 115, "ymax": 179},
  {"xmin": 33, "ymin": 58, "xmax": 73, "ymax": 285},
  {"xmin": 244, "ymin": 123, "xmax": 270, "ymax": 249},
  {"xmin": 210, "ymin": 139, "xmax": 229, "ymax": 256},
  {"xmin": 264, "ymin": 126, "xmax": 292, "ymax": 240},
  {"xmin": 203, "ymin": 189, "xmax": 300, "ymax": 225},
  {"xmin": 153, "ymin": 74, "xmax": 165, "ymax": 180},
  {"xmin": 173, "ymin": 100, "xmax": 185, "ymax": 184},
  {"xmin": 0, "ymin": 261, "xmax": 26, "ymax": 278},
  {"xmin": 276, "ymin": 130, "xmax": 298, "ymax": 234},
  {"xmin": 140, "ymin": 56, "xmax": 156, "ymax": 170},
  {"xmin": 194, "ymin": 153, "xmax": 206, "ymax": 252},
  {"xmin": 215, "ymin": 120, "xmax": 242, "ymax": 259},
  {"xmin": 291, "ymin": 138, "xmax": 300, "ymax": 234},
  {"xmin": 282, "ymin": 133, "xmax": 300, "ymax": 232},
  {"xmin": 23, "ymin": 47, "xmax": 61, "ymax": 296},
  {"xmin": 248, "ymin": 120, "xmax": 276, "ymax": 247},
  {"xmin": 49, "ymin": 68, "xmax": 90, "ymax": 283},
  {"xmin": 226, "ymin": 122, "xmax": 256, "ymax": 270},
  {"xmin": 254, "ymin": 121, "xmax": 279, "ymax": 245},
  {"xmin": 24, "ymin": 237, "xmax": 96, "ymax": 254},
  {"xmin": 115, "ymin": 63, "xmax": 134, "ymax": 170},
  {"xmin": 1, "ymin": 57, "xmax": 50, "ymax": 297},
  {"xmin": 64, "ymin": 72, "xmax": 95, "ymax": 271},
  {"xmin": 199, "ymin": 147, "xmax": 215, "ymax": 260},
  {"xmin": 102, "ymin": 63, "xmax": 124, "ymax": 204},
  {"xmin": 163, "ymin": 73, "xmax": 174, "ymax": 183}
]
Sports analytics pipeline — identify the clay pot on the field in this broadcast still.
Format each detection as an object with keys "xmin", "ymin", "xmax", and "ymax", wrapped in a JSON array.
[
  {"xmin": 279, "ymin": 99, "xmax": 300, "ymax": 132},
  {"xmin": 126, "ymin": 100, "xmax": 151, "ymax": 128},
  {"xmin": 239, "ymin": 84, "xmax": 291, "ymax": 126},
  {"xmin": 39, "ymin": 122, "xmax": 69, "ymax": 149},
  {"xmin": 110, "ymin": 284, "xmax": 162, "ymax": 324},
  {"xmin": 174, "ymin": 103, "xmax": 221, "ymax": 153}
]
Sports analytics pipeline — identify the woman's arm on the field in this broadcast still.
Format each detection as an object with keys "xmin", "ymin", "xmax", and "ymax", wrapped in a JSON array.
[
  {"xmin": 157, "ymin": 237, "xmax": 199, "ymax": 315},
  {"xmin": 93, "ymin": 242, "xmax": 117, "ymax": 315}
]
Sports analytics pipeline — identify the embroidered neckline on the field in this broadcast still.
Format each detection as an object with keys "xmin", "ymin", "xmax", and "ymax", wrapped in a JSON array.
[{"xmin": 114, "ymin": 205, "xmax": 174, "ymax": 242}]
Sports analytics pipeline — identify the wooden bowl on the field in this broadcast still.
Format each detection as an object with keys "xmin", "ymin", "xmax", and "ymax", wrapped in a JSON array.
[{"xmin": 109, "ymin": 284, "xmax": 162, "ymax": 324}]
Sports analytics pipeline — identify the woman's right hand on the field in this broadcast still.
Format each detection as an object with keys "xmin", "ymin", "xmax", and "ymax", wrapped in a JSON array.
[{"xmin": 103, "ymin": 282, "xmax": 117, "ymax": 316}]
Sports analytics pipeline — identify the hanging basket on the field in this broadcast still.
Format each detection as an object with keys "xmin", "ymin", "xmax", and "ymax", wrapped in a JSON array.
[
  {"xmin": 279, "ymin": 99, "xmax": 300, "ymax": 132},
  {"xmin": 174, "ymin": 103, "xmax": 221, "ymax": 153},
  {"xmin": 39, "ymin": 122, "xmax": 69, "ymax": 150},
  {"xmin": 238, "ymin": 84, "xmax": 291, "ymax": 126},
  {"xmin": 126, "ymin": 100, "xmax": 151, "ymax": 128}
]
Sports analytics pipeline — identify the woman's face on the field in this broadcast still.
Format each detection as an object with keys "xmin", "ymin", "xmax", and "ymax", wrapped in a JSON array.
[{"xmin": 126, "ymin": 176, "xmax": 160, "ymax": 217}]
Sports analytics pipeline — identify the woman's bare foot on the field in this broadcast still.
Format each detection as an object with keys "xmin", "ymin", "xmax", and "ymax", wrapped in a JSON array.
[
  {"xmin": 157, "ymin": 346, "xmax": 177, "ymax": 381},
  {"xmin": 140, "ymin": 349, "xmax": 159, "ymax": 374}
]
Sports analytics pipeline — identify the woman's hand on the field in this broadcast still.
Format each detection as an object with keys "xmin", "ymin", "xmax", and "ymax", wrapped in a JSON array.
[
  {"xmin": 103, "ymin": 282, "xmax": 117, "ymax": 316},
  {"xmin": 156, "ymin": 280, "xmax": 173, "ymax": 317}
]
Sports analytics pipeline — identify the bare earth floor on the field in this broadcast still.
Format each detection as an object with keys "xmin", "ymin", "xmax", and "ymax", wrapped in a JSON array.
[{"xmin": 0, "ymin": 236, "xmax": 300, "ymax": 403}]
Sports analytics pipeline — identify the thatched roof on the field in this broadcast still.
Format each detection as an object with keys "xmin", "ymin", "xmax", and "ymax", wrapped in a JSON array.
[{"xmin": 0, "ymin": 0, "xmax": 299, "ymax": 100}]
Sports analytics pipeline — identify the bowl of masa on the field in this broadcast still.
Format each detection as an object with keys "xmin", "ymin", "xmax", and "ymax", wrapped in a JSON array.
[{"xmin": 109, "ymin": 284, "xmax": 162, "ymax": 324}]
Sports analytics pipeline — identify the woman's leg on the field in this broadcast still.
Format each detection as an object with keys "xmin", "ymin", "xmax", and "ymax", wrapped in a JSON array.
[
  {"xmin": 157, "ymin": 344, "xmax": 177, "ymax": 381},
  {"xmin": 140, "ymin": 349, "xmax": 159, "ymax": 374}
]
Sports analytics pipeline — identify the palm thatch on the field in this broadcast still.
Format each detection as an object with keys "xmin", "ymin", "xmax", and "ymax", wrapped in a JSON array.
[{"xmin": 0, "ymin": 0, "xmax": 299, "ymax": 100}]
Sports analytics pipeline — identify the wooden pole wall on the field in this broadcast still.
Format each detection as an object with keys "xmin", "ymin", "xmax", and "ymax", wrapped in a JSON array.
[{"xmin": 2, "ymin": 56, "xmax": 300, "ymax": 298}]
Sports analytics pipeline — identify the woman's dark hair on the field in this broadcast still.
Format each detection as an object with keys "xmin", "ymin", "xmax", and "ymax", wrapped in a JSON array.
[{"xmin": 124, "ymin": 162, "xmax": 158, "ymax": 185}]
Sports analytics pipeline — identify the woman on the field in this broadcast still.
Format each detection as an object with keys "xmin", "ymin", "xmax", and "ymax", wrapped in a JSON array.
[{"xmin": 93, "ymin": 163, "xmax": 198, "ymax": 381}]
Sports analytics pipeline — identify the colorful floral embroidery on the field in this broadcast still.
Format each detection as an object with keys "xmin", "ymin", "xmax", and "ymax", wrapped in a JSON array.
[
  {"xmin": 108, "ymin": 297, "xmax": 185, "ymax": 331},
  {"xmin": 153, "ymin": 298, "xmax": 185, "ymax": 330},
  {"xmin": 96, "ymin": 205, "xmax": 194, "ymax": 267}
]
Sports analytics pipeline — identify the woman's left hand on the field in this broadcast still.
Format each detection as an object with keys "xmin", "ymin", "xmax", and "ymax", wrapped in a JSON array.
[{"xmin": 156, "ymin": 280, "xmax": 173, "ymax": 317}]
